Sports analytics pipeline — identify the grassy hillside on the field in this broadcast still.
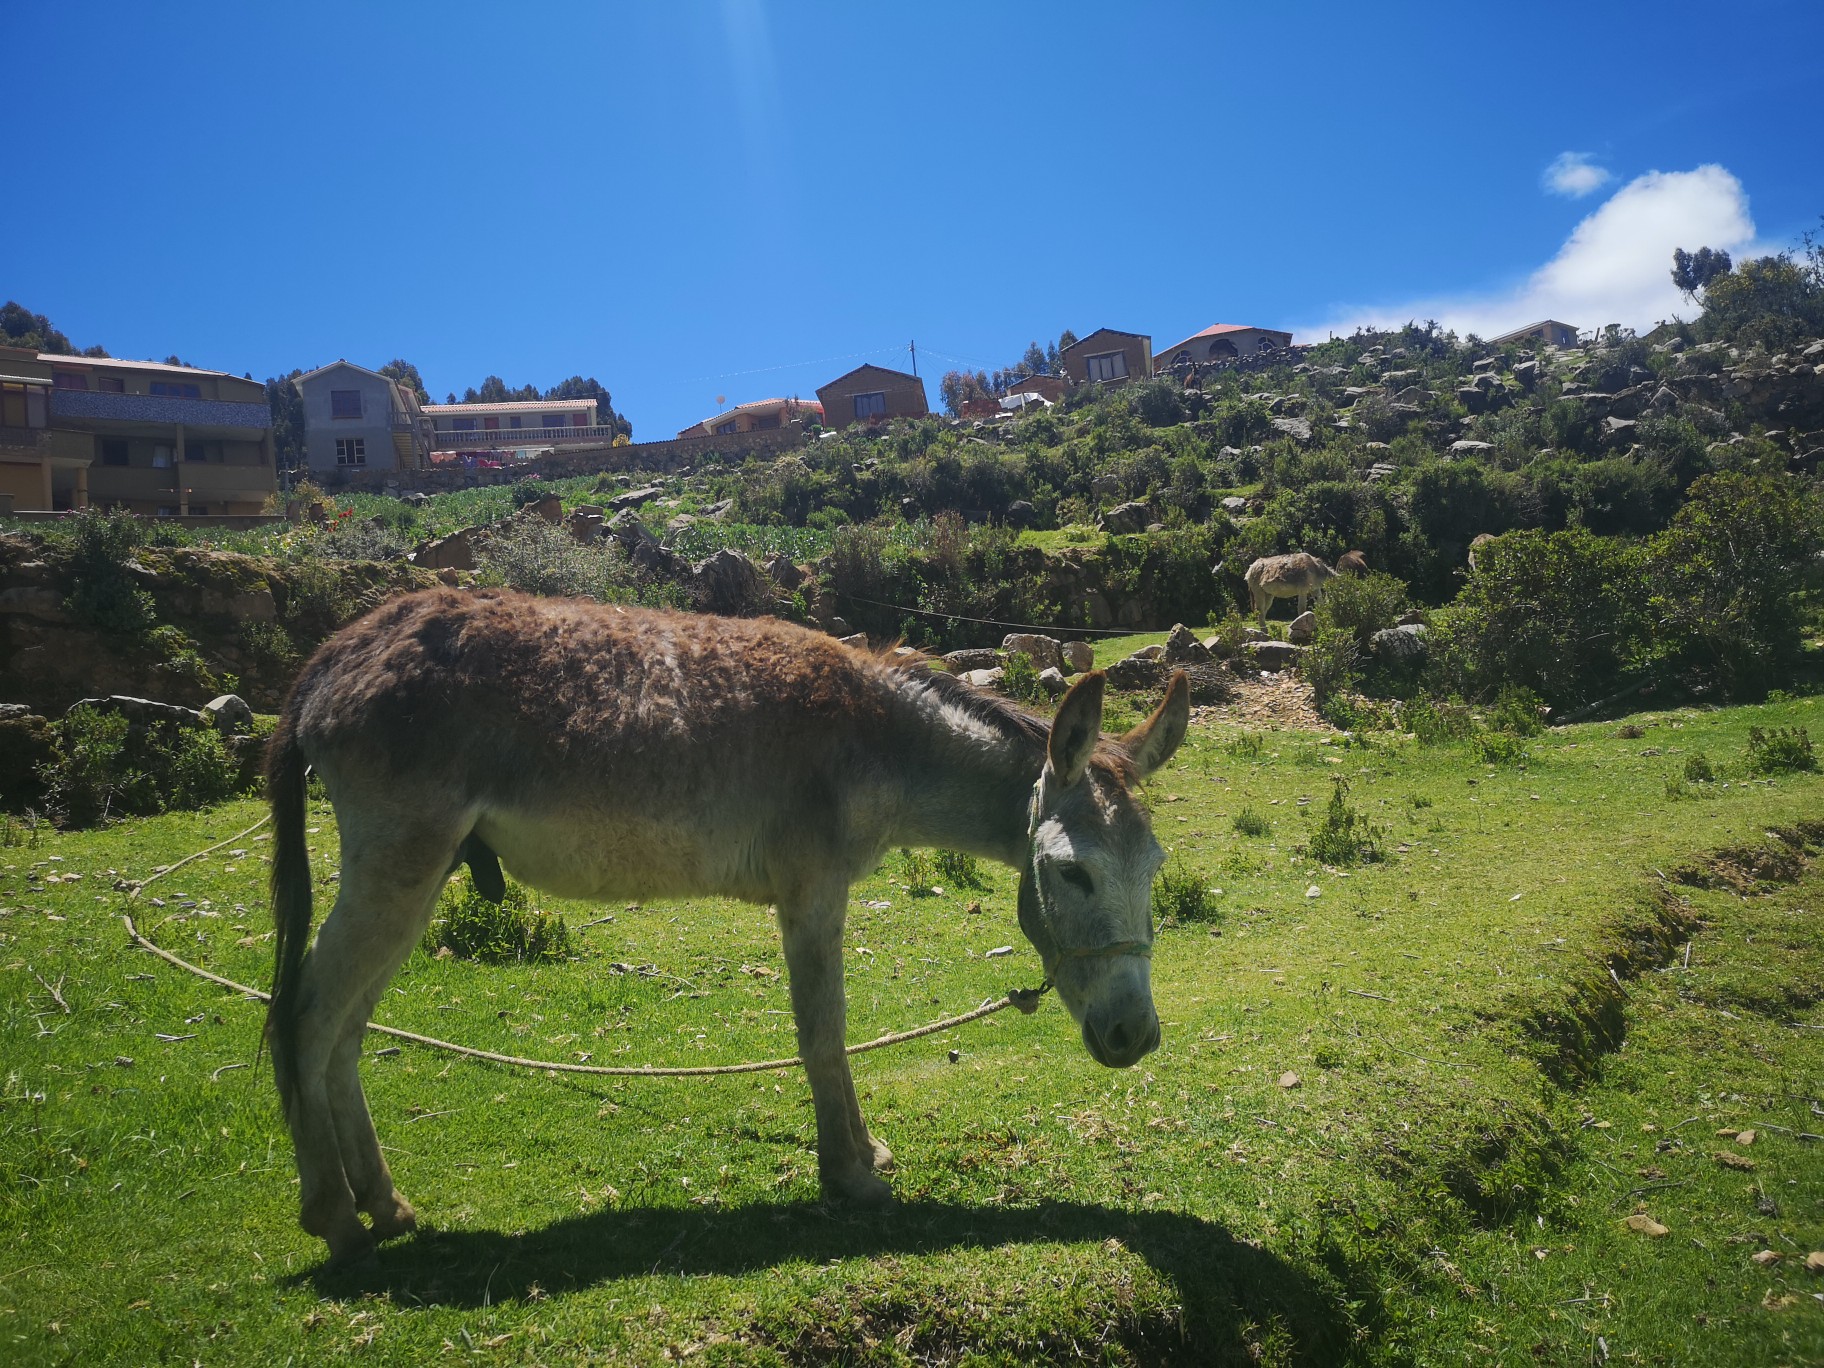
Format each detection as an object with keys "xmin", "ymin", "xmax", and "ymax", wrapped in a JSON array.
[{"xmin": 2, "ymin": 689, "xmax": 1820, "ymax": 1364}]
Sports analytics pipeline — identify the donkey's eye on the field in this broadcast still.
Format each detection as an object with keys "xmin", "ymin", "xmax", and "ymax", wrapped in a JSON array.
[{"xmin": 1058, "ymin": 863, "xmax": 1094, "ymax": 894}]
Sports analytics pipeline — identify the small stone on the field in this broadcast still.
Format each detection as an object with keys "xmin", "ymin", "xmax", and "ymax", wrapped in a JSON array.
[
  {"xmin": 1305, "ymin": 884, "xmax": 1321, "ymax": 898},
  {"xmin": 1751, "ymin": 1249, "xmax": 1781, "ymax": 1267},
  {"xmin": 1277, "ymin": 1071, "xmax": 1300, "ymax": 1089},
  {"xmin": 1805, "ymin": 1251, "xmax": 1824, "ymax": 1275},
  {"xmin": 1624, "ymin": 1214, "xmax": 1669, "ymax": 1237}
]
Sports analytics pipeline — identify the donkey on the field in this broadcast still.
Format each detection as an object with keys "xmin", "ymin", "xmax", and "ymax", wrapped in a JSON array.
[
  {"xmin": 1244, "ymin": 551, "xmax": 1337, "ymax": 624},
  {"xmin": 265, "ymin": 588, "xmax": 1189, "ymax": 1264}
]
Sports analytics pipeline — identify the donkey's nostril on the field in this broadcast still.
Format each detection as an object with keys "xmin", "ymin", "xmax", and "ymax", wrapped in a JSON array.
[{"xmin": 1103, "ymin": 1020, "xmax": 1130, "ymax": 1056}]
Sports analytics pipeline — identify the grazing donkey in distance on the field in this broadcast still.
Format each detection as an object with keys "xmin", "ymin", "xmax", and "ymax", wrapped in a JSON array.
[
  {"xmin": 266, "ymin": 588, "xmax": 1190, "ymax": 1264},
  {"xmin": 1244, "ymin": 551, "xmax": 1339, "ymax": 624}
]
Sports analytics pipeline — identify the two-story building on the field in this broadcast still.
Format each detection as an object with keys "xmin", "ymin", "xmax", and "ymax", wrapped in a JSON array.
[
  {"xmin": 295, "ymin": 361, "xmax": 433, "ymax": 479},
  {"xmin": 1156, "ymin": 324, "xmax": 1292, "ymax": 366},
  {"xmin": 0, "ymin": 347, "xmax": 275, "ymax": 515},
  {"xmin": 422, "ymin": 398, "xmax": 616, "ymax": 459},
  {"xmin": 815, "ymin": 365, "xmax": 928, "ymax": 429},
  {"xmin": 675, "ymin": 396, "xmax": 821, "ymax": 438},
  {"xmin": 1490, "ymin": 320, "xmax": 1580, "ymax": 348},
  {"xmin": 1059, "ymin": 329, "xmax": 1153, "ymax": 386}
]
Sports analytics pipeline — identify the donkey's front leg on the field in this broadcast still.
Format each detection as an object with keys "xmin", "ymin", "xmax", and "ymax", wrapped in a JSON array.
[{"xmin": 778, "ymin": 883, "xmax": 892, "ymax": 1206}]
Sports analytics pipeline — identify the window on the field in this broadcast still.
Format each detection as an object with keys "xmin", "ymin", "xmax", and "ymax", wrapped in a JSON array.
[
  {"xmin": 715, "ymin": 420, "xmax": 737, "ymax": 435},
  {"xmin": 570, "ymin": 413, "xmax": 585, "ymax": 427},
  {"xmin": 330, "ymin": 389, "xmax": 362, "ymax": 418},
  {"xmin": 852, "ymin": 391, "xmax": 887, "ymax": 420},
  {"xmin": 97, "ymin": 375, "xmax": 125, "ymax": 393},
  {"xmin": 1, "ymin": 382, "xmax": 44, "ymax": 427},
  {"xmin": 509, "ymin": 415, "xmax": 522, "ymax": 429},
  {"xmin": 1085, "ymin": 351, "xmax": 1128, "ymax": 382},
  {"xmin": 152, "ymin": 445, "xmax": 174, "ymax": 468},
  {"xmin": 189, "ymin": 506, "xmax": 208, "ymax": 516},
  {"xmin": 452, "ymin": 417, "xmax": 478, "ymax": 432},
  {"xmin": 336, "ymin": 438, "xmax": 367, "ymax": 466},
  {"xmin": 101, "ymin": 439, "xmax": 130, "ymax": 466},
  {"xmin": 752, "ymin": 413, "xmax": 780, "ymax": 430},
  {"xmin": 150, "ymin": 381, "xmax": 202, "ymax": 399},
  {"xmin": 53, "ymin": 370, "xmax": 88, "ymax": 391},
  {"xmin": 483, "ymin": 416, "xmax": 500, "ymax": 430}
]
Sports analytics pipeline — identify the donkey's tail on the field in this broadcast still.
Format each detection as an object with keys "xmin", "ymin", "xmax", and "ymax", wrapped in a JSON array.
[{"xmin": 264, "ymin": 716, "xmax": 312, "ymax": 1116}]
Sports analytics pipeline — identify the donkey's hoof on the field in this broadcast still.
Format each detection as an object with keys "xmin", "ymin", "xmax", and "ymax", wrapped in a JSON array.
[
  {"xmin": 869, "ymin": 1138, "xmax": 895, "ymax": 1174},
  {"xmin": 366, "ymin": 1193, "xmax": 418, "ymax": 1241},
  {"xmin": 827, "ymin": 1167, "xmax": 894, "ymax": 1208},
  {"xmin": 322, "ymin": 1226, "xmax": 377, "ymax": 1270}
]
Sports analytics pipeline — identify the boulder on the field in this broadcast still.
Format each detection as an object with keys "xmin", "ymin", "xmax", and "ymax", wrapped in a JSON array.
[
  {"xmin": 1600, "ymin": 416, "xmax": 1637, "ymax": 445},
  {"xmin": 1370, "ymin": 623, "xmax": 1428, "ymax": 669},
  {"xmin": 530, "ymin": 495, "xmax": 563, "ymax": 525},
  {"xmin": 1038, "ymin": 666, "xmax": 1068, "ymax": 697},
  {"xmin": 1220, "ymin": 495, "xmax": 1250, "ymax": 515},
  {"xmin": 411, "ymin": 528, "xmax": 477, "ymax": 572},
  {"xmin": 1004, "ymin": 500, "xmax": 1039, "ymax": 527},
  {"xmin": 762, "ymin": 552, "xmax": 805, "ymax": 589},
  {"xmin": 1288, "ymin": 611, "xmax": 1316, "ymax": 645},
  {"xmin": 1163, "ymin": 623, "xmax": 1210, "ymax": 665},
  {"xmin": 1105, "ymin": 655, "xmax": 1164, "ymax": 691},
  {"xmin": 838, "ymin": 632, "xmax": 870, "ymax": 649},
  {"xmin": 1062, "ymin": 639, "xmax": 1095, "ymax": 674},
  {"xmin": 690, "ymin": 547, "xmax": 768, "ymax": 616},
  {"xmin": 1001, "ymin": 633, "xmax": 1063, "ymax": 673},
  {"xmin": 1512, "ymin": 360, "xmax": 1539, "ymax": 389},
  {"xmin": 0, "ymin": 709, "xmax": 53, "ymax": 809},
  {"xmin": 67, "ymin": 695, "xmax": 207, "ymax": 728},
  {"xmin": 1098, "ymin": 501, "xmax": 1151, "ymax": 535},
  {"xmin": 961, "ymin": 668, "xmax": 1005, "ymax": 690},
  {"xmin": 609, "ymin": 485, "xmax": 663, "ymax": 512},
  {"xmin": 1248, "ymin": 641, "xmax": 1305, "ymax": 672},
  {"xmin": 0, "ymin": 586, "xmax": 69, "ymax": 623},
  {"xmin": 1448, "ymin": 440, "xmax": 1493, "ymax": 457},
  {"xmin": 202, "ymin": 694, "xmax": 255, "ymax": 737},
  {"xmin": 944, "ymin": 648, "xmax": 1003, "ymax": 673},
  {"xmin": 1270, "ymin": 416, "xmax": 1313, "ymax": 443}
]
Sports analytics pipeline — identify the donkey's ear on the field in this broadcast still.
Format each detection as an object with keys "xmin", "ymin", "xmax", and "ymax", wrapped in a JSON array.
[
  {"xmin": 1047, "ymin": 670, "xmax": 1105, "ymax": 788},
  {"xmin": 1121, "ymin": 670, "xmax": 1190, "ymax": 777}
]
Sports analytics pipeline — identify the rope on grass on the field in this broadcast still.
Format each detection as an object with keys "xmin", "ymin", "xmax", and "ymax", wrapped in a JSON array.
[{"xmin": 121, "ymin": 816, "xmax": 1048, "ymax": 1079}]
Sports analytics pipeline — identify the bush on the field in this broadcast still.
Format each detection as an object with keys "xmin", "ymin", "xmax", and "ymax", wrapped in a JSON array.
[
  {"xmin": 1233, "ymin": 806, "xmax": 1271, "ymax": 837},
  {"xmin": 1315, "ymin": 570, "xmax": 1409, "ymax": 650},
  {"xmin": 475, "ymin": 516, "xmax": 639, "ymax": 602},
  {"xmin": 1300, "ymin": 627, "xmax": 1361, "ymax": 715},
  {"xmin": 934, "ymin": 849, "xmax": 985, "ymax": 888},
  {"xmin": 41, "ymin": 704, "xmax": 236, "ymax": 828},
  {"xmin": 1683, "ymin": 751, "xmax": 1715, "ymax": 783},
  {"xmin": 60, "ymin": 507, "xmax": 156, "ymax": 635},
  {"xmin": 1399, "ymin": 697, "xmax": 1477, "ymax": 744},
  {"xmin": 1746, "ymin": 726, "xmax": 1815, "ymax": 775},
  {"xmin": 1000, "ymin": 651, "xmax": 1044, "ymax": 704},
  {"xmin": 423, "ymin": 872, "xmax": 574, "ymax": 963},
  {"xmin": 1472, "ymin": 731, "xmax": 1530, "ymax": 765},
  {"xmin": 1305, "ymin": 778, "xmax": 1384, "ymax": 866},
  {"xmin": 895, "ymin": 848, "xmax": 940, "ymax": 895},
  {"xmin": 1153, "ymin": 865, "xmax": 1219, "ymax": 924},
  {"xmin": 1227, "ymin": 732, "xmax": 1265, "ymax": 759},
  {"xmin": 1486, "ymin": 685, "xmax": 1546, "ymax": 736}
]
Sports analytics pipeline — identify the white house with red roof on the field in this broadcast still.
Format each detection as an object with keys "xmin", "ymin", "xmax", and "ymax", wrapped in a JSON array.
[{"xmin": 1156, "ymin": 324, "xmax": 1293, "ymax": 365}]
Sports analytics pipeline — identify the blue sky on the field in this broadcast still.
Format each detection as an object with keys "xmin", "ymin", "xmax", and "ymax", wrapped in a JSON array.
[{"xmin": 7, "ymin": 2, "xmax": 1821, "ymax": 436}]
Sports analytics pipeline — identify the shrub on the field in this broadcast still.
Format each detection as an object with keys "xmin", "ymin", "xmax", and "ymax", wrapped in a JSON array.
[
  {"xmin": 424, "ymin": 872, "xmax": 574, "ymax": 963},
  {"xmin": 1315, "ymin": 570, "xmax": 1409, "ymax": 650},
  {"xmin": 1398, "ymin": 697, "xmax": 1477, "ymax": 745},
  {"xmin": 1746, "ymin": 726, "xmax": 1815, "ymax": 775},
  {"xmin": 1683, "ymin": 751, "xmax": 1715, "ymax": 783},
  {"xmin": 41, "ymin": 704, "xmax": 236, "ymax": 828},
  {"xmin": 475, "ymin": 516, "xmax": 638, "ymax": 602},
  {"xmin": 1233, "ymin": 806, "xmax": 1271, "ymax": 837},
  {"xmin": 1487, "ymin": 685, "xmax": 1546, "ymax": 736},
  {"xmin": 1153, "ymin": 865, "xmax": 1219, "ymax": 924},
  {"xmin": 1305, "ymin": 778, "xmax": 1385, "ymax": 866},
  {"xmin": 895, "ymin": 848, "xmax": 940, "ymax": 895},
  {"xmin": 1300, "ymin": 627, "xmax": 1361, "ymax": 713},
  {"xmin": 1000, "ymin": 651, "xmax": 1044, "ymax": 705},
  {"xmin": 934, "ymin": 849, "xmax": 985, "ymax": 888},
  {"xmin": 1473, "ymin": 731, "xmax": 1530, "ymax": 765},
  {"xmin": 1227, "ymin": 732, "xmax": 1265, "ymax": 759},
  {"xmin": 60, "ymin": 507, "xmax": 156, "ymax": 635}
]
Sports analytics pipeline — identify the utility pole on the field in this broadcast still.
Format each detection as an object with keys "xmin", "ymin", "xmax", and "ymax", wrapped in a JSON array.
[{"xmin": 909, "ymin": 339, "xmax": 917, "ymax": 376}]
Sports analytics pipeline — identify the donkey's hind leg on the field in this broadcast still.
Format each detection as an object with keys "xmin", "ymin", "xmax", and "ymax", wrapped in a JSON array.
[{"xmin": 288, "ymin": 829, "xmax": 450, "ymax": 1261}]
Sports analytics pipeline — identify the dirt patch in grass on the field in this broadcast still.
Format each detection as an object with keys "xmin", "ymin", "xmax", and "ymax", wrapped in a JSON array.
[
  {"xmin": 1190, "ymin": 671, "xmax": 1331, "ymax": 733},
  {"xmin": 1670, "ymin": 841, "xmax": 1808, "ymax": 894}
]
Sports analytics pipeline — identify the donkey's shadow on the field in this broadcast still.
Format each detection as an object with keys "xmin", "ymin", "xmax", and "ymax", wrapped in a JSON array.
[{"xmin": 310, "ymin": 1197, "xmax": 1367, "ymax": 1358}]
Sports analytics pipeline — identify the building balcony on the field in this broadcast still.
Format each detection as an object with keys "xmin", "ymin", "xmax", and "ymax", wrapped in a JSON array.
[
  {"xmin": 0, "ymin": 425, "xmax": 45, "ymax": 455},
  {"xmin": 86, "ymin": 462, "xmax": 276, "ymax": 502},
  {"xmin": 51, "ymin": 389, "xmax": 273, "ymax": 431},
  {"xmin": 430, "ymin": 424, "xmax": 618, "ymax": 449}
]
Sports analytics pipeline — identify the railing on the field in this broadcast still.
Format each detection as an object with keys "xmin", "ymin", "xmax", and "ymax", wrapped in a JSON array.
[
  {"xmin": 0, "ymin": 425, "xmax": 45, "ymax": 452},
  {"xmin": 50, "ymin": 388, "xmax": 273, "ymax": 430},
  {"xmin": 430, "ymin": 423, "xmax": 621, "ymax": 448}
]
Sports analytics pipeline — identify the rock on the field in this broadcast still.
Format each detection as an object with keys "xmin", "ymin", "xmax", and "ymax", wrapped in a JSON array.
[
  {"xmin": 1004, "ymin": 500, "xmax": 1039, "ymax": 527},
  {"xmin": 1512, "ymin": 360, "xmax": 1538, "ymax": 389},
  {"xmin": 1397, "ymin": 608, "xmax": 1427, "ymax": 627},
  {"xmin": 609, "ymin": 484, "xmax": 663, "ymax": 512},
  {"xmin": 838, "ymin": 632, "xmax": 870, "ymax": 649},
  {"xmin": 411, "ymin": 528, "xmax": 477, "ymax": 572},
  {"xmin": 1097, "ymin": 501, "xmax": 1152, "ymax": 536},
  {"xmin": 530, "ymin": 494, "xmax": 563, "ymax": 524},
  {"xmin": 1448, "ymin": 440, "xmax": 1493, "ymax": 456},
  {"xmin": 1105, "ymin": 656, "xmax": 1164, "ymax": 691},
  {"xmin": 1220, "ymin": 496, "xmax": 1250, "ymax": 515},
  {"xmin": 1601, "ymin": 415, "xmax": 1637, "ymax": 444},
  {"xmin": 201, "ymin": 694, "xmax": 254, "ymax": 736},
  {"xmin": 1270, "ymin": 416, "xmax": 1313, "ymax": 443},
  {"xmin": 0, "ymin": 587, "xmax": 69, "ymax": 623},
  {"xmin": 0, "ymin": 710, "xmax": 53, "ymax": 809},
  {"xmin": 1371, "ymin": 623, "xmax": 1428, "ymax": 669},
  {"xmin": 567, "ymin": 509, "xmax": 604, "ymax": 543},
  {"xmin": 944, "ymin": 648, "xmax": 1003, "ymax": 673},
  {"xmin": 690, "ymin": 547, "xmax": 768, "ymax": 616},
  {"xmin": 1456, "ymin": 386, "xmax": 1487, "ymax": 413},
  {"xmin": 1249, "ymin": 641, "xmax": 1305, "ymax": 672},
  {"xmin": 1062, "ymin": 640, "xmax": 1095, "ymax": 674},
  {"xmin": 1000, "ymin": 633, "xmax": 1063, "ymax": 672},
  {"xmin": 961, "ymin": 668, "xmax": 1005, "ymax": 690},
  {"xmin": 1288, "ymin": 611, "xmax": 1316, "ymax": 645},
  {"xmin": 701, "ymin": 499, "xmax": 734, "ymax": 521},
  {"xmin": 1131, "ymin": 644, "xmax": 1165, "ymax": 661},
  {"xmin": 606, "ymin": 508, "xmax": 659, "ymax": 549},
  {"xmin": 1163, "ymin": 623, "xmax": 1210, "ymax": 665},
  {"xmin": 761, "ymin": 552, "xmax": 805, "ymax": 589},
  {"xmin": 1038, "ymin": 667, "xmax": 1068, "ymax": 697},
  {"xmin": 67, "ymin": 695, "xmax": 207, "ymax": 728}
]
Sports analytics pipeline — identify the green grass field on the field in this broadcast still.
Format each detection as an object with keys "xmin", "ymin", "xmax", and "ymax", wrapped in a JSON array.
[{"xmin": 2, "ymin": 692, "xmax": 1821, "ymax": 1364}]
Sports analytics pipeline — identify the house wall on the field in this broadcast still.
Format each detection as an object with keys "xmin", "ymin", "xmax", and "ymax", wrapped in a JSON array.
[
  {"xmin": 1060, "ymin": 332, "xmax": 1153, "ymax": 386},
  {"xmin": 299, "ymin": 367, "xmax": 403, "ymax": 475},
  {"xmin": 1160, "ymin": 329, "xmax": 1291, "ymax": 365},
  {"xmin": 816, "ymin": 372, "xmax": 929, "ymax": 428},
  {"xmin": 1005, "ymin": 375, "xmax": 1067, "ymax": 402}
]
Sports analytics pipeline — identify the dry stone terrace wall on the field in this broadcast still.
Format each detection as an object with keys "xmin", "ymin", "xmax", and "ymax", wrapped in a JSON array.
[{"xmin": 326, "ymin": 426, "xmax": 809, "ymax": 495}]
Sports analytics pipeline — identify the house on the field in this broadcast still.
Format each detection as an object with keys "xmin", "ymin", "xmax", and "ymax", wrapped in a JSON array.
[
  {"xmin": 296, "ymin": 361, "xmax": 432, "ymax": 478},
  {"xmin": 0, "ymin": 346, "xmax": 275, "ymax": 515},
  {"xmin": 816, "ymin": 364, "xmax": 928, "ymax": 428},
  {"xmin": 1059, "ymin": 329, "xmax": 1152, "ymax": 386},
  {"xmin": 1156, "ymin": 324, "xmax": 1292, "ymax": 366},
  {"xmin": 423, "ymin": 397, "xmax": 615, "ymax": 456},
  {"xmin": 1004, "ymin": 374, "xmax": 1067, "ymax": 403},
  {"xmin": 676, "ymin": 396, "xmax": 821, "ymax": 439},
  {"xmin": 1490, "ymin": 320, "xmax": 1580, "ymax": 348}
]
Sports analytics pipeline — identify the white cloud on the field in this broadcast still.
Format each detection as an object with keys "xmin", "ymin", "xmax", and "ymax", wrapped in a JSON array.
[
  {"xmin": 1544, "ymin": 151, "xmax": 1612, "ymax": 199},
  {"xmin": 1296, "ymin": 164, "xmax": 1760, "ymax": 342}
]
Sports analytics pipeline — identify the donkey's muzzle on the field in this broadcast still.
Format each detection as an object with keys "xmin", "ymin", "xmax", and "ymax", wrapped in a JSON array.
[{"xmin": 1083, "ymin": 1003, "xmax": 1161, "ymax": 1069}]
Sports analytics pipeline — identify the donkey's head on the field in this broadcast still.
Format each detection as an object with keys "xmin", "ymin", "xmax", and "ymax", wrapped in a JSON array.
[{"xmin": 1018, "ymin": 670, "xmax": 1190, "ymax": 1068}]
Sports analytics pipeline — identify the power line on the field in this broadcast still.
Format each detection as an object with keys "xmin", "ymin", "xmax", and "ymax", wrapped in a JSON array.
[{"xmin": 682, "ymin": 343, "xmax": 911, "ymax": 384}]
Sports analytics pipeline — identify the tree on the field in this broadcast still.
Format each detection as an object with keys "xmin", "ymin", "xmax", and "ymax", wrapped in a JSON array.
[
  {"xmin": 264, "ymin": 370, "xmax": 307, "ymax": 476},
  {"xmin": 544, "ymin": 375, "xmax": 632, "ymax": 438},
  {"xmin": 1694, "ymin": 247, "xmax": 1824, "ymax": 351},
  {"xmin": 1671, "ymin": 246, "xmax": 1732, "ymax": 300},
  {"xmin": 939, "ymin": 369, "xmax": 992, "ymax": 416},
  {"xmin": 1, "ymin": 300, "xmax": 100, "ymax": 356},
  {"xmin": 1056, "ymin": 328, "xmax": 1078, "ymax": 351},
  {"xmin": 379, "ymin": 359, "xmax": 430, "ymax": 404},
  {"xmin": 1020, "ymin": 341, "xmax": 1049, "ymax": 377}
]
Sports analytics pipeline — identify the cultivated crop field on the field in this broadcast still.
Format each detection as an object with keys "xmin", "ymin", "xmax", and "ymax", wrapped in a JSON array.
[{"xmin": 2, "ymin": 692, "xmax": 1822, "ymax": 1365}]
